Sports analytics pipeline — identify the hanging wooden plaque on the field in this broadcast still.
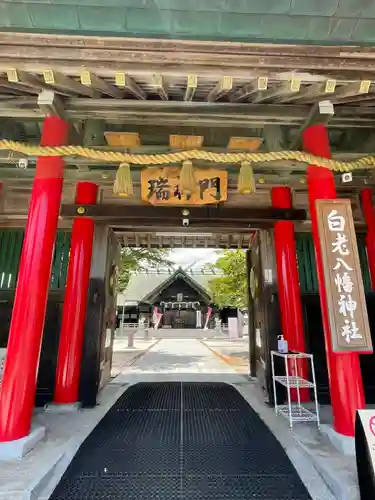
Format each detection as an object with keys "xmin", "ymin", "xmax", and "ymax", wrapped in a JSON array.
[
  {"xmin": 316, "ymin": 199, "xmax": 372, "ymax": 353},
  {"xmin": 141, "ymin": 167, "xmax": 227, "ymax": 205}
]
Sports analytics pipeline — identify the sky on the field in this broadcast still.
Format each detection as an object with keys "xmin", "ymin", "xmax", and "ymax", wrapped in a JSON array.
[{"xmin": 167, "ymin": 249, "xmax": 219, "ymax": 269}]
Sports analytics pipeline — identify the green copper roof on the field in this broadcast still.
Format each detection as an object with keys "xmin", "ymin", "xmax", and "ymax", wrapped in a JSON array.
[{"xmin": 1, "ymin": 0, "xmax": 375, "ymax": 44}]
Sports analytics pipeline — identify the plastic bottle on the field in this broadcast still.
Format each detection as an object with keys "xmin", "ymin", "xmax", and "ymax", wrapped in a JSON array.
[{"xmin": 277, "ymin": 335, "xmax": 288, "ymax": 353}]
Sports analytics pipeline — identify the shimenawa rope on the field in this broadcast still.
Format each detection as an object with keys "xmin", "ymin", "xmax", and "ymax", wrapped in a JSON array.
[{"xmin": 1, "ymin": 139, "xmax": 375, "ymax": 172}]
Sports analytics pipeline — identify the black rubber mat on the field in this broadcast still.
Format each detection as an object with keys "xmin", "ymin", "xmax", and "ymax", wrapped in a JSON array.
[{"xmin": 50, "ymin": 382, "xmax": 312, "ymax": 499}]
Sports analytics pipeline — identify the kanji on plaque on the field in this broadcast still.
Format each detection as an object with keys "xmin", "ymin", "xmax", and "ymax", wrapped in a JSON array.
[
  {"xmin": 316, "ymin": 199, "xmax": 372, "ymax": 353},
  {"xmin": 141, "ymin": 167, "xmax": 227, "ymax": 205}
]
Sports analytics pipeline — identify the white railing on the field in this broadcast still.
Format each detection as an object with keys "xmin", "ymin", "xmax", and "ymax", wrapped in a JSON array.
[{"xmin": 122, "ymin": 322, "xmax": 150, "ymax": 330}]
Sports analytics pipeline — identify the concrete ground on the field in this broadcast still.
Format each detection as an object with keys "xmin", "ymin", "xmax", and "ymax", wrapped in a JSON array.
[
  {"xmin": 0, "ymin": 338, "xmax": 357, "ymax": 500},
  {"xmin": 111, "ymin": 337, "xmax": 159, "ymax": 377},
  {"xmin": 201, "ymin": 337, "xmax": 250, "ymax": 374}
]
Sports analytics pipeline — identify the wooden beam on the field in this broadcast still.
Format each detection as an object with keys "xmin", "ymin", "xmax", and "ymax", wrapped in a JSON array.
[
  {"xmin": 253, "ymin": 78, "xmax": 301, "ymax": 103},
  {"xmin": 80, "ymin": 71, "xmax": 124, "ymax": 99},
  {"xmin": 1, "ymin": 96, "xmax": 374, "ymax": 128},
  {"xmin": 305, "ymin": 100, "xmax": 335, "ymax": 127},
  {"xmin": 0, "ymin": 79, "xmax": 37, "ymax": 96},
  {"xmin": 278, "ymin": 79, "xmax": 336, "ymax": 103},
  {"xmin": 0, "ymin": 84, "xmax": 22, "ymax": 96},
  {"xmin": 230, "ymin": 77, "xmax": 268, "ymax": 102},
  {"xmin": 331, "ymin": 80, "xmax": 371, "ymax": 102},
  {"xmin": 207, "ymin": 76, "xmax": 233, "ymax": 102},
  {"xmin": 290, "ymin": 100, "xmax": 334, "ymax": 149},
  {"xmin": 83, "ymin": 119, "xmax": 105, "ymax": 146},
  {"xmin": 114, "ymin": 72, "xmax": 146, "ymax": 100},
  {"xmin": 6, "ymin": 69, "xmax": 45, "ymax": 94},
  {"xmin": 37, "ymin": 90, "xmax": 65, "ymax": 118},
  {"xmin": 60, "ymin": 204, "xmax": 307, "ymax": 221},
  {"xmin": 184, "ymin": 75, "xmax": 197, "ymax": 102},
  {"xmin": 43, "ymin": 70, "xmax": 96, "ymax": 98},
  {"xmin": 335, "ymin": 93, "xmax": 375, "ymax": 105},
  {"xmin": 151, "ymin": 74, "xmax": 168, "ymax": 101},
  {"xmin": 77, "ymin": 164, "xmax": 90, "ymax": 173},
  {"xmin": 7, "ymin": 69, "xmax": 77, "ymax": 97}
]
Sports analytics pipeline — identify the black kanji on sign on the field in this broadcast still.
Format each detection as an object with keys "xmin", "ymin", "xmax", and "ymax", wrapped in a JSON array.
[
  {"xmin": 148, "ymin": 177, "xmax": 170, "ymax": 200},
  {"xmin": 173, "ymin": 183, "xmax": 191, "ymax": 201},
  {"xmin": 199, "ymin": 177, "xmax": 221, "ymax": 200},
  {"xmin": 173, "ymin": 183, "xmax": 182, "ymax": 200}
]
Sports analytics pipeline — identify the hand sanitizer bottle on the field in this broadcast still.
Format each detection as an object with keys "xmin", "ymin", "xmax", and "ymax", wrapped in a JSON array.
[{"xmin": 277, "ymin": 335, "xmax": 288, "ymax": 353}]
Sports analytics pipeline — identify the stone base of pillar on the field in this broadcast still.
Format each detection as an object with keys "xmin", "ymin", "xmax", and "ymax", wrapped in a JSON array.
[
  {"xmin": 320, "ymin": 424, "xmax": 355, "ymax": 456},
  {"xmin": 44, "ymin": 402, "xmax": 80, "ymax": 413},
  {"xmin": 0, "ymin": 425, "xmax": 45, "ymax": 461}
]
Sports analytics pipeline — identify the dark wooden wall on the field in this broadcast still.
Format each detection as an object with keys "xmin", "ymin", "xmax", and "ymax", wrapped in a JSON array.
[
  {"xmin": 79, "ymin": 226, "xmax": 120, "ymax": 407},
  {"xmin": 302, "ymin": 293, "xmax": 375, "ymax": 405},
  {"xmin": 0, "ymin": 290, "xmax": 64, "ymax": 406}
]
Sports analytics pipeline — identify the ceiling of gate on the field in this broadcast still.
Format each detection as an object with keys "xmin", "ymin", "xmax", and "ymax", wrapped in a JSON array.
[
  {"xmin": 115, "ymin": 231, "xmax": 255, "ymax": 250},
  {"xmin": 1, "ymin": 34, "xmax": 375, "ymax": 211},
  {"xmin": 1, "ymin": 1, "xmax": 375, "ymax": 45}
]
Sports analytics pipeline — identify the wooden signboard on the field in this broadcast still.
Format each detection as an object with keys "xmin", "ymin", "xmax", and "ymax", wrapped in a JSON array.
[
  {"xmin": 316, "ymin": 199, "xmax": 372, "ymax": 353},
  {"xmin": 141, "ymin": 167, "xmax": 227, "ymax": 205}
]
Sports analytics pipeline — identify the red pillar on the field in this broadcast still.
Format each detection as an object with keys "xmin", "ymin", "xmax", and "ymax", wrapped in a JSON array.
[
  {"xmin": 0, "ymin": 116, "xmax": 69, "ymax": 442},
  {"xmin": 272, "ymin": 186, "xmax": 309, "ymax": 402},
  {"xmin": 54, "ymin": 182, "xmax": 98, "ymax": 404},
  {"xmin": 360, "ymin": 188, "xmax": 375, "ymax": 289},
  {"xmin": 302, "ymin": 124, "xmax": 365, "ymax": 436}
]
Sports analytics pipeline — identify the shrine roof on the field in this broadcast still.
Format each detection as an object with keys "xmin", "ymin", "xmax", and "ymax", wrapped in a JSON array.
[
  {"xmin": 1, "ymin": 0, "xmax": 375, "ymax": 45},
  {"xmin": 118, "ymin": 267, "xmax": 214, "ymax": 304}
]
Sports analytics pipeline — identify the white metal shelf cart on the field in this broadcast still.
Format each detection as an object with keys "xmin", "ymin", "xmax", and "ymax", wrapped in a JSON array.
[{"xmin": 271, "ymin": 351, "xmax": 320, "ymax": 430}]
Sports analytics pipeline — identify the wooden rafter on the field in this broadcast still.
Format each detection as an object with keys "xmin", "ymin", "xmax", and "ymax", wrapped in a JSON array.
[
  {"xmin": 0, "ymin": 78, "xmax": 36, "ymax": 96},
  {"xmin": 115, "ymin": 72, "xmax": 146, "ymax": 100},
  {"xmin": 184, "ymin": 75, "xmax": 197, "ymax": 102},
  {"xmin": 207, "ymin": 76, "xmax": 233, "ymax": 102},
  {"xmin": 80, "ymin": 71, "xmax": 124, "ymax": 99},
  {"xmin": 151, "ymin": 74, "xmax": 168, "ymax": 101},
  {"xmin": 6, "ymin": 69, "xmax": 45, "ymax": 95},
  {"xmin": 230, "ymin": 77, "xmax": 268, "ymax": 102},
  {"xmin": 43, "ymin": 70, "xmax": 97, "ymax": 98},
  {"xmin": 253, "ymin": 78, "xmax": 301, "ymax": 104},
  {"xmin": 331, "ymin": 80, "xmax": 371, "ymax": 102},
  {"xmin": 278, "ymin": 79, "xmax": 336, "ymax": 103}
]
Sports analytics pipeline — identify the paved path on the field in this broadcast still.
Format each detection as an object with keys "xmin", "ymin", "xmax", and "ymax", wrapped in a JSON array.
[
  {"xmin": 114, "ymin": 339, "xmax": 246, "ymax": 385},
  {"xmin": 201, "ymin": 338, "xmax": 250, "ymax": 374},
  {"xmin": 111, "ymin": 338, "xmax": 158, "ymax": 377}
]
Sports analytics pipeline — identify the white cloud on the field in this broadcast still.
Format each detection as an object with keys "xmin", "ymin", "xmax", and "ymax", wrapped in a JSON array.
[{"xmin": 168, "ymin": 249, "xmax": 219, "ymax": 269}]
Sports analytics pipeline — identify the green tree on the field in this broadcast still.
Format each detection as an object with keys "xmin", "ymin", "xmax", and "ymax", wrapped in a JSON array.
[
  {"xmin": 118, "ymin": 247, "xmax": 172, "ymax": 292},
  {"xmin": 205, "ymin": 249, "xmax": 247, "ymax": 308}
]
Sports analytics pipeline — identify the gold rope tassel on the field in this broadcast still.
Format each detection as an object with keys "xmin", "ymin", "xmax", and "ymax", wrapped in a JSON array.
[
  {"xmin": 113, "ymin": 163, "xmax": 133, "ymax": 197},
  {"xmin": 238, "ymin": 161, "xmax": 255, "ymax": 194},
  {"xmin": 179, "ymin": 160, "xmax": 196, "ymax": 194}
]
